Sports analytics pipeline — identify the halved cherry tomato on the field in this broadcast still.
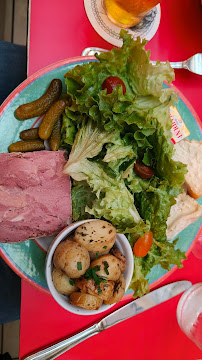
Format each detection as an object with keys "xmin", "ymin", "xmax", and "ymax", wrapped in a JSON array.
[
  {"xmin": 134, "ymin": 159, "xmax": 155, "ymax": 179},
  {"xmin": 133, "ymin": 231, "xmax": 153, "ymax": 257},
  {"xmin": 102, "ymin": 76, "xmax": 126, "ymax": 95}
]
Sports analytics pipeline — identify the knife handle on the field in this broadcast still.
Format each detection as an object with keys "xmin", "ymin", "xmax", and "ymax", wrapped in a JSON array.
[{"xmin": 22, "ymin": 324, "xmax": 99, "ymax": 360}]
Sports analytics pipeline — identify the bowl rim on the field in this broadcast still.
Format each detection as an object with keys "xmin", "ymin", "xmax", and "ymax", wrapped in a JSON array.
[{"xmin": 45, "ymin": 219, "xmax": 134, "ymax": 315}]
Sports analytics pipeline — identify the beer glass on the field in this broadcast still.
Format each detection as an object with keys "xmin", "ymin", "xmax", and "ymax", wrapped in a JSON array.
[{"xmin": 103, "ymin": 0, "xmax": 162, "ymax": 28}]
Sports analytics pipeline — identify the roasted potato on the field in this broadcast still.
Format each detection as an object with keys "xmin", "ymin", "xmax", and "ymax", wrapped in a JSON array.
[
  {"xmin": 74, "ymin": 220, "xmax": 116, "ymax": 253},
  {"xmin": 89, "ymin": 249, "xmax": 109, "ymax": 260},
  {"xmin": 75, "ymin": 277, "xmax": 115, "ymax": 301},
  {"xmin": 110, "ymin": 248, "xmax": 127, "ymax": 273},
  {"xmin": 69, "ymin": 292, "xmax": 103, "ymax": 310},
  {"xmin": 52, "ymin": 267, "xmax": 78, "ymax": 295},
  {"xmin": 104, "ymin": 275, "xmax": 126, "ymax": 305},
  {"xmin": 90, "ymin": 254, "xmax": 121, "ymax": 281},
  {"xmin": 53, "ymin": 240, "xmax": 90, "ymax": 278},
  {"xmin": 65, "ymin": 233, "xmax": 76, "ymax": 242}
]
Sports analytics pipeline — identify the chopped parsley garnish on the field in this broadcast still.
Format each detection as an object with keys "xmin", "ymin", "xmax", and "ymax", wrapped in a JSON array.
[
  {"xmin": 85, "ymin": 266, "xmax": 107, "ymax": 285},
  {"xmin": 98, "ymin": 286, "xmax": 103, "ymax": 295},
  {"xmin": 69, "ymin": 279, "xmax": 74, "ymax": 286},
  {"xmin": 103, "ymin": 246, "xmax": 107, "ymax": 249},
  {"xmin": 96, "ymin": 252, "xmax": 99, "ymax": 259},
  {"xmin": 104, "ymin": 261, "xmax": 109, "ymax": 275},
  {"xmin": 77, "ymin": 261, "xmax": 82, "ymax": 270}
]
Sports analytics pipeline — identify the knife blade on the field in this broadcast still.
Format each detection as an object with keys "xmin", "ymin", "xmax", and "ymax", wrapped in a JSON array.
[
  {"xmin": 22, "ymin": 280, "xmax": 191, "ymax": 360},
  {"xmin": 99, "ymin": 280, "xmax": 191, "ymax": 330}
]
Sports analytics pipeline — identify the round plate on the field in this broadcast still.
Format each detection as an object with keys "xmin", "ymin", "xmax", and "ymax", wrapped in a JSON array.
[
  {"xmin": 0, "ymin": 56, "xmax": 201, "ymax": 294},
  {"xmin": 84, "ymin": 0, "xmax": 161, "ymax": 46}
]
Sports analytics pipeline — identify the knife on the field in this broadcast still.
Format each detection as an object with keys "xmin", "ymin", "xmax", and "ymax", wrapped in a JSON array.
[{"xmin": 22, "ymin": 280, "xmax": 191, "ymax": 360}]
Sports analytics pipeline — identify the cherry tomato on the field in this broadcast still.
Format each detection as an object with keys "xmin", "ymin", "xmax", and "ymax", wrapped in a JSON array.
[
  {"xmin": 134, "ymin": 159, "xmax": 155, "ymax": 179},
  {"xmin": 102, "ymin": 76, "xmax": 126, "ymax": 95},
  {"xmin": 133, "ymin": 231, "xmax": 153, "ymax": 257}
]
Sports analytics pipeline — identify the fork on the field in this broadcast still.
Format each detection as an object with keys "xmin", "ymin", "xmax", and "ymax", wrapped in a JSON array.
[{"xmin": 81, "ymin": 47, "xmax": 202, "ymax": 75}]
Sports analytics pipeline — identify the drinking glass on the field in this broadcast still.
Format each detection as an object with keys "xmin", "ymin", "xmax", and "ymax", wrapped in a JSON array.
[
  {"xmin": 103, "ymin": 0, "xmax": 162, "ymax": 28},
  {"xmin": 177, "ymin": 283, "xmax": 202, "ymax": 350},
  {"xmin": 192, "ymin": 234, "xmax": 202, "ymax": 260}
]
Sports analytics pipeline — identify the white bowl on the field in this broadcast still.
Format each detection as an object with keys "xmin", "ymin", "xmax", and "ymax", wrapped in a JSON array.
[{"xmin": 45, "ymin": 219, "xmax": 134, "ymax": 315}]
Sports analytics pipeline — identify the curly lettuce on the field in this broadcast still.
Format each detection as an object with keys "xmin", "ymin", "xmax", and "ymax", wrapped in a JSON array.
[
  {"xmin": 63, "ymin": 120, "xmax": 144, "ymax": 232},
  {"xmin": 61, "ymin": 30, "xmax": 187, "ymax": 298}
]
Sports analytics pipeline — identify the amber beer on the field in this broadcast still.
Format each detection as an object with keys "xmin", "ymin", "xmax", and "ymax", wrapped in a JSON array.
[{"xmin": 103, "ymin": 0, "xmax": 161, "ymax": 28}]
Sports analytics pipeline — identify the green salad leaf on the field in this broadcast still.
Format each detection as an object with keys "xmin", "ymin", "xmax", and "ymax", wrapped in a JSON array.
[
  {"xmin": 130, "ymin": 238, "xmax": 186, "ymax": 298},
  {"xmin": 98, "ymin": 31, "xmax": 175, "ymax": 98},
  {"xmin": 60, "ymin": 112, "xmax": 77, "ymax": 147},
  {"xmin": 133, "ymin": 178, "xmax": 182, "ymax": 241},
  {"xmin": 71, "ymin": 181, "xmax": 96, "ymax": 221},
  {"xmin": 130, "ymin": 257, "xmax": 150, "ymax": 298},
  {"xmin": 64, "ymin": 121, "xmax": 144, "ymax": 232}
]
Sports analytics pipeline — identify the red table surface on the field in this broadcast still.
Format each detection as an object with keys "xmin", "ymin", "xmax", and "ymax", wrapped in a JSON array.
[{"xmin": 20, "ymin": 0, "xmax": 202, "ymax": 359}]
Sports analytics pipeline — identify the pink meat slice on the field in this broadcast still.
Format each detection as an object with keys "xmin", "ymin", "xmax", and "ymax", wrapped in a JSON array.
[{"xmin": 0, "ymin": 151, "xmax": 72, "ymax": 243}]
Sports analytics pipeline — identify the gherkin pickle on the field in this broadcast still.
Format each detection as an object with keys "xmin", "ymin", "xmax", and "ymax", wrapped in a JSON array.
[
  {"xmin": 15, "ymin": 79, "xmax": 62, "ymax": 120},
  {"xmin": 49, "ymin": 117, "xmax": 62, "ymax": 151},
  {"xmin": 39, "ymin": 99, "xmax": 67, "ymax": 140},
  {"xmin": 8, "ymin": 140, "xmax": 45, "ymax": 153},
  {"xmin": 20, "ymin": 127, "xmax": 39, "ymax": 140}
]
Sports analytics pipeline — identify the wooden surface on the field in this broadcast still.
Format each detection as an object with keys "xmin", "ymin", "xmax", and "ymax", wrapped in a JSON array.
[{"xmin": 0, "ymin": 0, "xmax": 28, "ymax": 45}]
